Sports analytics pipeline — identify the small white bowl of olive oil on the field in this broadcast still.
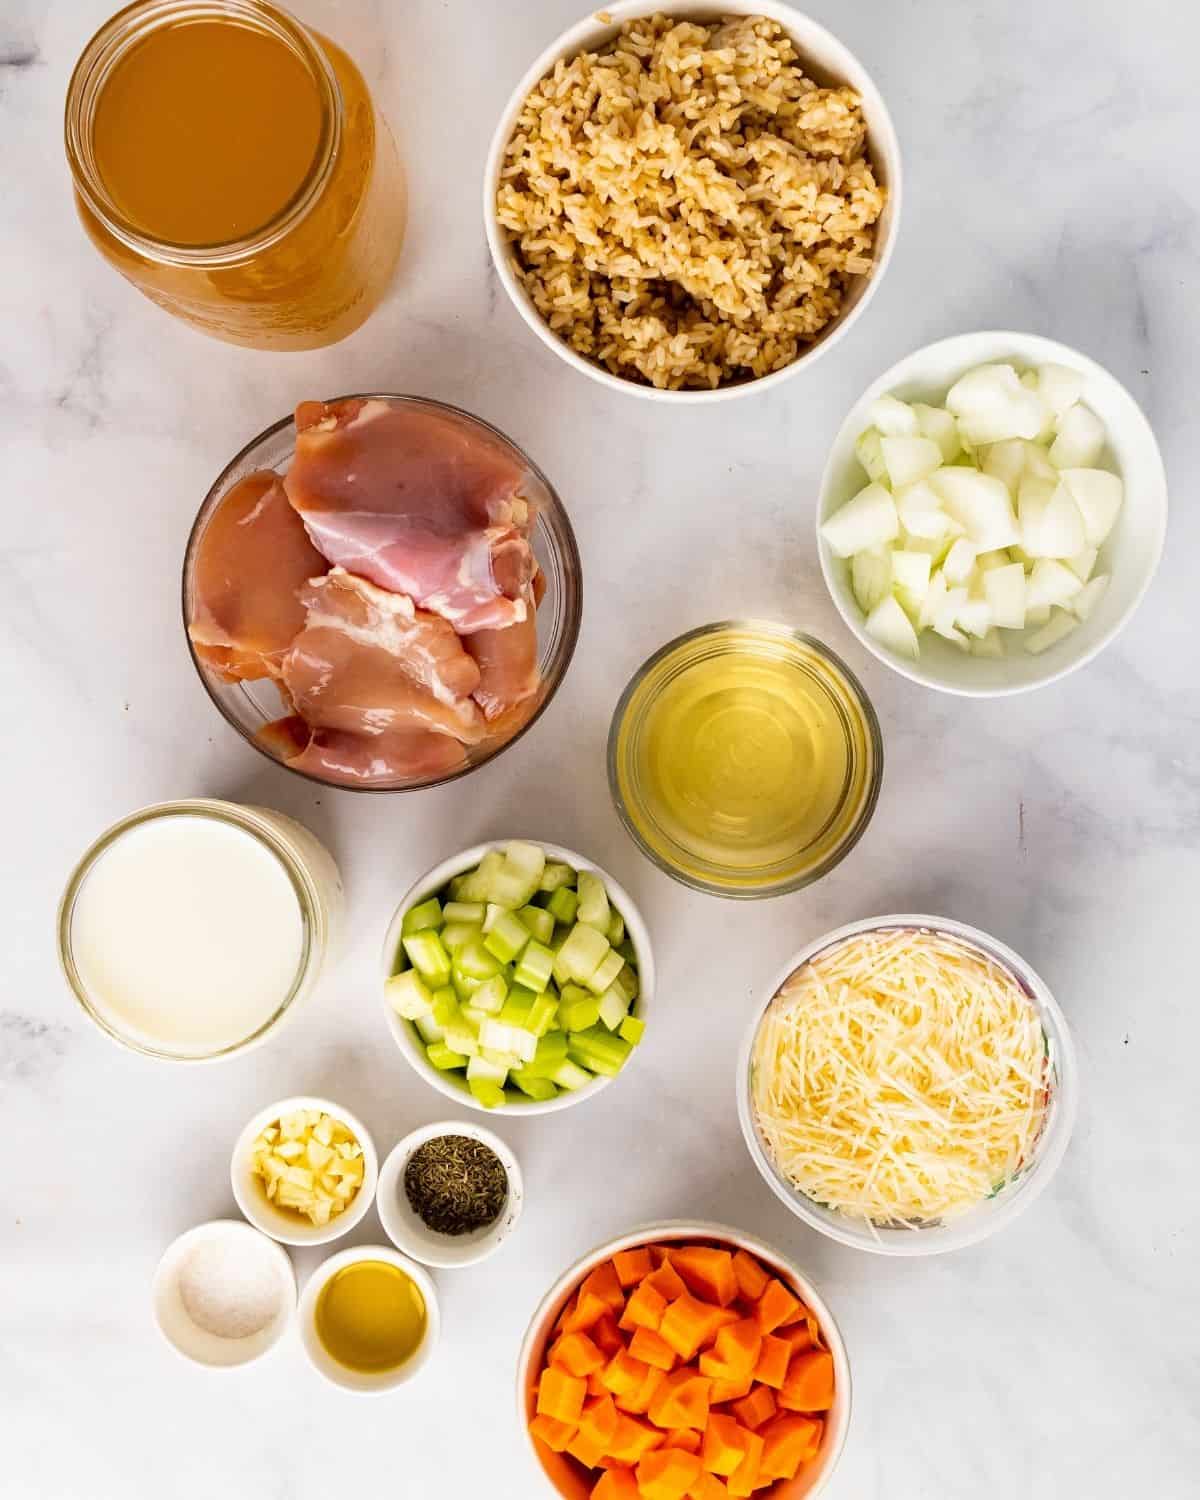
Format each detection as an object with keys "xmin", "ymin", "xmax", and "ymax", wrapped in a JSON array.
[{"xmin": 298, "ymin": 1245, "xmax": 439, "ymax": 1393}]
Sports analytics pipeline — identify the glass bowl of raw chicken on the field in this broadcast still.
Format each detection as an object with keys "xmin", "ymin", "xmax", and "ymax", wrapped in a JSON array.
[{"xmin": 183, "ymin": 396, "xmax": 581, "ymax": 790}]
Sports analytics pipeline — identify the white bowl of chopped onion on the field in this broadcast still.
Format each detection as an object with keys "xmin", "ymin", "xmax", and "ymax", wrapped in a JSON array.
[
  {"xmin": 817, "ymin": 331, "xmax": 1167, "ymax": 695},
  {"xmin": 737, "ymin": 916, "xmax": 1078, "ymax": 1255}
]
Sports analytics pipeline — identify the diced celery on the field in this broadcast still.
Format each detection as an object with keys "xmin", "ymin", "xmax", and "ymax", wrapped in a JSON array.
[
  {"xmin": 414, "ymin": 1012, "xmax": 444, "ymax": 1045},
  {"xmin": 552, "ymin": 949, "xmax": 573, "ymax": 989},
  {"xmin": 455, "ymin": 937, "xmax": 503, "ymax": 981},
  {"xmin": 598, "ymin": 986, "xmax": 630, "ymax": 1032},
  {"xmin": 618, "ymin": 939, "xmax": 637, "ymax": 964},
  {"xmin": 504, "ymin": 840, "xmax": 546, "ymax": 889},
  {"xmin": 517, "ymin": 905, "xmax": 555, "ymax": 945},
  {"xmin": 402, "ymin": 897, "xmax": 443, "ymax": 936},
  {"xmin": 402, "ymin": 930, "xmax": 452, "ymax": 987},
  {"xmin": 452, "ymin": 970, "xmax": 484, "ymax": 1004},
  {"xmin": 442, "ymin": 1010, "xmax": 480, "ymax": 1057},
  {"xmin": 539, "ymin": 861, "xmax": 575, "ymax": 892},
  {"xmin": 482, "ymin": 903, "xmax": 504, "ymax": 934},
  {"xmin": 480, "ymin": 1018, "xmax": 537, "ymax": 1063},
  {"xmin": 472, "ymin": 841, "xmax": 545, "ymax": 910},
  {"xmin": 513, "ymin": 939, "xmax": 555, "ymax": 993},
  {"xmin": 498, "ymin": 987, "xmax": 535, "ymax": 1028},
  {"xmin": 442, "ymin": 921, "xmax": 483, "ymax": 953},
  {"xmin": 557, "ymin": 922, "xmax": 611, "ymax": 983},
  {"xmin": 618, "ymin": 1013, "xmax": 646, "ymax": 1046},
  {"xmin": 467, "ymin": 1053, "xmax": 509, "ymax": 1086},
  {"xmin": 510, "ymin": 1071, "xmax": 558, "ymax": 1101},
  {"xmin": 524, "ymin": 1030, "xmax": 568, "ymax": 1078},
  {"xmin": 526, "ymin": 993, "xmax": 559, "ymax": 1037},
  {"xmin": 585, "ymin": 948, "xmax": 626, "ymax": 997},
  {"xmin": 431, "ymin": 987, "xmax": 459, "ymax": 1026},
  {"xmin": 567, "ymin": 1025, "xmax": 632, "ymax": 1077},
  {"xmin": 443, "ymin": 900, "xmax": 485, "ymax": 924},
  {"xmin": 481, "ymin": 1046, "xmax": 521, "ymax": 1070},
  {"xmin": 550, "ymin": 1058, "xmax": 594, "ymax": 1092},
  {"xmin": 606, "ymin": 908, "xmax": 626, "ymax": 947},
  {"xmin": 576, "ymin": 871, "xmax": 610, "ymax": 931},
  {"xmin": 468, "ymin": 1077, "xmax": 507, "ymax": 1109},
  {"xmin": 453, "ymin": 851, "xmax": 506, "ymax": 903},
  {"xmin": 484, "ymin": 909, "xmax": 531, "ymax": 964},
  {"xmin": 385, "ymin": 970, "xmax": 433, "ymax": 1020},
  {"xmin": 545, "ymin": 886, "xmax": 578, "ymax": 926},
  {"xmin": 471, "ymin": 975, "xmax": 508, "ymax": 1015},
  {"xmin": 426, "ymin": 1042, "xmax": 469, "ymax": 1071},
  {"xmin": 611, "ymin": 964, "xmax": 639, "ymax": 1004},
  {"xmin": 560, "ymin": 985, "xmax": 601, "ymax": 1032}
]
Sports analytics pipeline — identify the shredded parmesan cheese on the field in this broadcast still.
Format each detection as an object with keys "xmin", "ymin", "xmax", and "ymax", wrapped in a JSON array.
[{"xmin": 751, "ymin": 928, "xmax": 1050, "ymax": 1229}]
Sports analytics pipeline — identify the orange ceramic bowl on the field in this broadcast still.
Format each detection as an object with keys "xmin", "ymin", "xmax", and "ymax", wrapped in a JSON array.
[{"xmin": 516, "ymin": 1220, "xmax": 851, "ymax": 1498}]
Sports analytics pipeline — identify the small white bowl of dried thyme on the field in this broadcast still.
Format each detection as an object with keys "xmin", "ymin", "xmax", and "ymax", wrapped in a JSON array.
[{"xmin": 377, "ymin": 1121, "xmax": 524, "ymax": 1269}]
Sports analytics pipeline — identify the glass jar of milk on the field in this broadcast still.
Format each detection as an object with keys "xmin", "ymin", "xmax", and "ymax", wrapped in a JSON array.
[{"xmin": 58, "ymin": 800, "xmax": 343, "ymax": 1061}]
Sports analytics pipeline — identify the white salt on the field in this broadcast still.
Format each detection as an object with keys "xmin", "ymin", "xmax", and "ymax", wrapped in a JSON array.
[{"xmin": 178, "ymin": 1233, "xmax": 282, "ymax": 1340}]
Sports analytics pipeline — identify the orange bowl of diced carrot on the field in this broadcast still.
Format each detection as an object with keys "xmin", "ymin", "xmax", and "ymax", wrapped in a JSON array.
[{"xmin": 517, "ymin": 1222, "xmax": 850, "ymax": 1500}]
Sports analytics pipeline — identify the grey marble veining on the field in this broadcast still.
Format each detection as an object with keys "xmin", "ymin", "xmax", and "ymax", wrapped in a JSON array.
[{"xmin": 3, "ymin": 1, "xmax": 1199, "ymax": 1496}]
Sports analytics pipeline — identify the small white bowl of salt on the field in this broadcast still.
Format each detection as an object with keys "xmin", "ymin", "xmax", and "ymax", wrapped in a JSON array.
[{"xmin": 153, "ymin": 1219, "xmax": 295, "ymax": 1368}]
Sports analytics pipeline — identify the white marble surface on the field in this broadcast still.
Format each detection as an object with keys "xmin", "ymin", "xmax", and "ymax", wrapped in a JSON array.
[{"xmin": 4, "ymin": 0, "xmax": 1199, "ymax": 1495}]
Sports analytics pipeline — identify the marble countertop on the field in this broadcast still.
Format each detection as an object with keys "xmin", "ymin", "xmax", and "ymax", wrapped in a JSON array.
[{"xmin": 4, "ymin": 0, "xmax": 1198, "ymax": 1495}]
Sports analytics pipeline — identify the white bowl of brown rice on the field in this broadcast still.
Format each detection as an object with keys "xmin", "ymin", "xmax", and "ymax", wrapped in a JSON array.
[{"xmin": 484, "ymin": 1, "xmax": 901, "ymax": 401}]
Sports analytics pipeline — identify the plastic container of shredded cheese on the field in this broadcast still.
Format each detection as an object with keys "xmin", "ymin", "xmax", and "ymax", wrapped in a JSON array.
[{"xmin": 736, "ymin": 915, "xmax": 1078, "ymax": 1256}]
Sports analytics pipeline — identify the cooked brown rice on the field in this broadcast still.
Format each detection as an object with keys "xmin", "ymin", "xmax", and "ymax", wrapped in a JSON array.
[{"xmin": 496, "ymin": 13, "xmax": 886, "ymax": 391}]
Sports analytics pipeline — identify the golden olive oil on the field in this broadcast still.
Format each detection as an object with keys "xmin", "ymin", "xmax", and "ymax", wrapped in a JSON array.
[
  {"xmin": 611, "ymin": 623, "xmax": 880, "ymax": 894},
  {"xmin": 315, "ymin": 1260, "xmax": 426, "ymax": 1374}
]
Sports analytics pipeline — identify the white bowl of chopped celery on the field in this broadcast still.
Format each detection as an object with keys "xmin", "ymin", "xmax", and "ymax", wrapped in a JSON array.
[
  {"xmin": 817, "ymin": 331, "xmax": 1167, "ymax": 695},
  {"xmin": 381, "ymin": 841, "xmax": 653, "ymax": 1114}
]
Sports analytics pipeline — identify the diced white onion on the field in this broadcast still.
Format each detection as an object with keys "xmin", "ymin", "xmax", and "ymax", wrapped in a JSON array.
[
  {"xmin": 928, "ymin": 469, "xmax": 1019, "ymax": 551},
  {"xmin": 882, "ymin": 435, "xmax": 942, "ymax": 489},
  {"xmin": 983, "ymin": 563, "xmax": 1027, "ymax": 629},
  {"xmin": 1059, "ymin": 468, "xmax": 1123, "ymax": 546},
  {"xmin": 1049, "ymin": 403, "xmax": 1105, "ymax": 469},
  {"xmin": 851, "ymin": 549, "xmax": 892, "ymax": 613},
  {"xmin": 865, "ymin": 595, "xmax": 919, "ymax": 658},
  {"xmin": 1024, "ymin": 609, "xmax": 1080, "ymax": 655},
  {"xmin": 820, "ymin": 482, "xmax": 899, "ymax": 558},
  {"xmin": 913, "ymin": 403, "xmax": 961, "ymax": 463},
  {"xmin": 1026, "ymin": 558, "xmax": 1084, "ymax": 612},
  {"xmin": 1070, "ymin": 574, "xmax": 1109, "ymax": 621},
  {"xmin": 869, "ymin": 396, "xmax": 919, "ymax": 437}
]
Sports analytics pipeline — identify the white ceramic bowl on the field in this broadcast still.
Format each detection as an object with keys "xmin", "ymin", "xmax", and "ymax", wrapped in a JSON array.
[
  {"xmin": 377, "ymin": 1120, "xmax": 524, "ymax": 1268},
  {"xmin": 517, "ymin": 1220, "xmax": 851, "ymax": 1499},
  {"xmin": 483, "ymin": 0, "xmax": 902, "ymax": 404},
  {"xmin": 381, "ymin": 841, "xmax": 654, "ymax": 1116},
  {"xmin": 737, "ymin": 915, "xmax": 1079, "ymax": 1255},
  {"xmin": 817, "ymin": 331, "xmax": 1168, "ymax": 695},
  {"xmin": 231, "ymin": 1095, "xmax": 378, "ymax": 1248},
  {"xmin": 152, "ymin": 1219, "xmax": 295, "ymax": 1369},
  {"xmin": 297, "ymin": 1244, "xmax": 440, "ymax": 1394}
]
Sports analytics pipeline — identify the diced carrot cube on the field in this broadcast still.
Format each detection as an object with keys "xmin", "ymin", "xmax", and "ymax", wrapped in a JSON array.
[
  {"xmin": 755, "ymin": 1280, "xmax": 803, "ymax": 1335},
  {"xmin": 592, "ymin": 1469, "xmax": 641, "ymax": 1500},
  {"xmin": 581, "ymin": 1394, "xmax": 620, "ymax": 1444},
  {"xmin": 537, "ymin": 1365, "xmax": 587, "ymax": 1424},
  {"xmin": 731, "ymin": 1251, "xmax": 770, "ymax": 1303},
  {"xmin": 620, "ymin": 1281, "xmax": 668, "ymax": 1333},
  {"xmin": 660, "ymin": 1295, "xmax": 728, "ymax": 1361},
  {"xmin": 726, "ymin": 1431, "xmax": 763, "ymax": 1497},
  {"xmin": 697, "ymin": 1350, "xmax": 735, "ymax": 1382},
  {"xmin": 551, "ymin": 1330, "xmax": 606, "ymax": 1377},
  {"xmin": 648, "ymin": 1368, "xmax": 713, "ymax": 1431},
  {"xmin": 687, "ymin": 1473, "xmax": 729, "ymax": 1500},
  {"xmin": 530, "ymin": 1413, "xmax": 577, "ymax": 1452},
  {"xmin": 629, "ymin": 1326, "xmax": 678, "ymax": 1372},
  {"xmin": 708, "ymin": 1371, "xmax": 754, "ymax": 1404},
  {"xmin": 649, "ymin": 1245, "xmax": 671, "ymax": 1267},
  {"xmin": 731, "ymin": 1386, "xmax": 777, "ymax": 1431},
  {"xmin": 666, "ymin": 1428, "xmax": 702, "ymax": 1454},
  {"xmin": 778, "ymin": 1349, "xmax": 834, "ymax": 1412},
  {"xmin": 751, "ymin": 1333, "xmax": 790, "ymax": 1389},
  {"xmin": 554, "ymin": 1294, "xmax": 577, "ymax": 1335},
  {"xmin": 582, "ymin": 1261, "xmax": 626, "ymax": 1314},
  {"xmin": 593, "ymin": 1313, "xmax": 625, "ymax": 1355},
  {"xmin": 569, "ymin": 1425, "xmax": 612, "ymax": 1469},
  {"xmin": 671, "ymin": 1247, "xmax": 739, "ymax": 1307},
  {"xmin": 616, "ymin": 1365, "xmax": 666, "ymax": 1416},
  {"xmin": 701, "ymin": 1414, "xmax": 748, "ymax": 1476},
  {"xmin": 712, "ymin": 1318, "xmax": 762, "ymax": 1380},
  {"xmin": 644, "ymin": 1259, "xmax": 687, "ymax": 1302},
  {"xmin": 607, "ymin": 1413, "xmax": 665, "ymax": 1462},
  {"xmin": 637, "ymin": 1447, "xmax": 703, "ymax": 1500},
  {"xmin": 759, "ymin": 1414, "xmax": 823, "ymax": 1481},
  {"xmin": 600, "ymin": 1348, "xmax": 652, "ymax": 1398},
  {"xmin": 567, "ymin": 1289, "xmax": 613, "ymax": 1334},
  {"xmin": 588, "ymin": 1371, "xmax": 610, "ymax": 1398},
  {"xmin": 614, "ymin": 1247, "xmax": 653, "ymax": 1287}
]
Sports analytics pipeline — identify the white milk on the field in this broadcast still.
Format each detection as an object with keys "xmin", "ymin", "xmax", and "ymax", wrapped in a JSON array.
[{"xmin": 69, "ymin": 813, "xmax": 306, "ymax": 1054}]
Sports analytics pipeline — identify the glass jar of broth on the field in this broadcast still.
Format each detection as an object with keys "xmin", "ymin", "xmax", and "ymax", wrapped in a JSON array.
[{"xmin": 64, "ymin": 0, "xmax": 406, "ymax": 350}]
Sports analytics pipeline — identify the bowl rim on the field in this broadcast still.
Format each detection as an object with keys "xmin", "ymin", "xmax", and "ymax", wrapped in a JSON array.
[
  {"xmin": 230, "ymin": 1094, "xmax": 379, "ymax": 1247},
  {"xmin": 379, "ymin": 839, "xmax": 655, "ymax": 1116},
  {"xmin": 482, "ymin": 0, "xmax": 903, "ymax": 403},
  {"xmin": 376, "ymin": 1118, "xmax": 525, "ymax": 1268},
  {"xmin": 816, "ymin": 330, "xmax": 1169, "ymax": 697},
  {"xmin": 296, "ymin": 1242, "xmax": 441, "ymax": 1393},
  {"xmin": 182, "ymin": 393, "xmax": 582, "ymax": 791},
  {"xmin": 606, "ymin": 620, "xmax": 884, "ymax": 897},
  {"xmin": 515, "ymin": 1219, "xmax": 852, "ymax": 1498},
  {"xmin": 736, "ymin": 914, "xmax": 1080, "ymax": 1255}
]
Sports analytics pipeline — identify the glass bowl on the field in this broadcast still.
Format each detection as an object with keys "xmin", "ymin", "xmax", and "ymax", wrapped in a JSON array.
[
  {"xmin": 182, "ymin": 395, "xmax": 582, "ymax": 791},
  {"xmin": 736, "ymin": 915, "xmax": 1079, "ymax": 1255},
  {"xmin": 608, "ymin": 622, "xmax": 882, "ymax": 897}
]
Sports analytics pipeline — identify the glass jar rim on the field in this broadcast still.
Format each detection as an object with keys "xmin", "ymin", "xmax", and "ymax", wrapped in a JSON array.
[
  {"xmin": 57, "ymin": 799, "xmax": 324, "ymax": 1061},
  {"xmin": 63, "ymin": 0, "xmax": 342, "ymax": 267},
  {"xmin": 607, "ymin": 620, "xmax": 884, "ymax": 898}
]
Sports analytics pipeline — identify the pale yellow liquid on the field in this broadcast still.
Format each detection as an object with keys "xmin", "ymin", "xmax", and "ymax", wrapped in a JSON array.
[
  {"xmin": 315, "ymin": 1261, "xmax": 426, "ymax": 1374},
  {"xmin": 613, "ymin": 626, "xmax": 878, "ymax": 892}
]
